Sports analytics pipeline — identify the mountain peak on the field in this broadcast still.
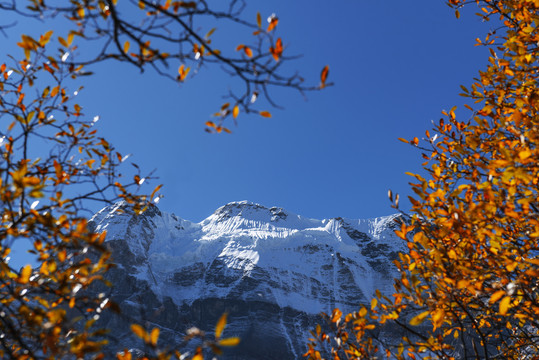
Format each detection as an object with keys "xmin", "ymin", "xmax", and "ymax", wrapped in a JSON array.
[{"xmin": 207, "ymin": 201, "xmax": 291, "ymax": 224}]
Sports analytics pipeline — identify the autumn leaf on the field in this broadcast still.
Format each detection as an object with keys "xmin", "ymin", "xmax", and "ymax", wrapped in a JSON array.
[
  {"xmin": 20, "ymin": 264, "xmax": 32, "ymax": 284},
  {"xmin": 267, "ymin": 16, "xmax": 278, "ymax": 32},
  {"xmin": 177, "ymin": 64, "xmax": 190, "ymax": 81},
  {"xmin": 150, "ymin": 327, "xmax": 159, "ymax": 346},
  {"xmin": 409, "ymin": 311, "xmax": 429, "ymax": 326},
  {"xmin": 130, "ymin": 324, "xmax": 147, "ymax": 340},
  {"xmin": 215, "ymin": 313, "xmax": 227, "ymax": 339},
  {"xmin": 499, "ymin": 296, "xmax": 511, "ymax": 315},
  {"xmin": 219, "ymin": 337, "xmax": 240, "ymax": 346},
  {"xmin": 320, "ymin": 65, "xmax": 329, "ymax": 88},
  {"xmin": 270, "ymin": 38, "xmax": 283, "ymax": 61}
]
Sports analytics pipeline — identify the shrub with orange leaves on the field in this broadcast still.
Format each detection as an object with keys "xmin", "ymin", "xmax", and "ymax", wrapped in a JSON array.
[{"xmin": 306, "ymin": 1, "xmax": 539, "ymax": 359}]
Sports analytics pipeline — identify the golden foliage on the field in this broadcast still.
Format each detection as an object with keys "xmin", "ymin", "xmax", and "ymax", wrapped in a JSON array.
[{"xmin": 307, "ymin": 1, "xmax": 539, "ymax": 359}]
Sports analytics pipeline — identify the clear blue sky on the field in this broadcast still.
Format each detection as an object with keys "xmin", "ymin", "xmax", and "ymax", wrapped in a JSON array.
[{"xmin": 6, "ymin": 1, "xmax": 490, "ymax": 222}]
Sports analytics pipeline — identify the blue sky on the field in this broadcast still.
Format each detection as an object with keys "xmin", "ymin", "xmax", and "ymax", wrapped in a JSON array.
[{"xmin": 6, "ymin": 1, "xmax": 491, "ymax": 222}]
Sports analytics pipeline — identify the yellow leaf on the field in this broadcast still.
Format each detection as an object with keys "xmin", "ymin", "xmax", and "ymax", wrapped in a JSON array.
[
  {"xmin": 233, "ymin": 105, "xmax": 239, "ymax": 119},
  {"xmin": 489, "ymin": 290, "xmax": 506, "ymax": 304},
  {"xmin": 215, "ymin": 313, "xmax": 227, "ymax": 339},
  {"xmin": 205, "ymin": 28, "xmax": 216, "ymax": 39},
  {"xmin": 523, "ymin": 26, "xmax": 534, "ymax": 34},
  {"xmin": 432, "ymin": 308, "xmax": 445, "ymax": 329},
  {"xmin": 39, "ymin": 30, "xmax": 54, "ymax": 47},
  {"xmin": 358, "ymin": 306, "xmax": 367, "ymax": 317},
  {"xmin": 20, "ymin": 264, "xmax": 32, "ymax": 284},
  {"xmin": 259, "ymin": 111, "xmax": 272, "ymax": 118},
  {"xmin": 123, "ymin": 41, "xmax": 130, "ymax": 53},
  {"xmin": 499, "ymin": 296, "xmax": 511, "ymax": 315},
  {"xmin": 409, "ymin": 311, "xmax": 429, "ymax": 326},
  {"xmin": 131, "ymin": 324, "xmax": 147, "ymax": 340},
  {"xmin": 150, "ymin": 327, "xmax": 159, "ymax": 346},
  {"xmin": 519, "ymin": 150, "xmax": 531, "ymax": 160},
  {"xmin": 371, "ymin": 298, "xmax": 377, "ymax": 310},
  {"xmin": 77, "ymin": 7, "xmax": 85, "ymax": 18},
  {"xmin": 219, "ymin": 337, "xmax": 240, "ymax": 346},
  {"xmin": 67, "ymin": 31, "xmax": 75, "ymax": 46}
]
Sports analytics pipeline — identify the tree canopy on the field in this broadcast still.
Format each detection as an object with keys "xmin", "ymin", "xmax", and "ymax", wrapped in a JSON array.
[
  {"xmin": 0, "ymin": 1, "xmax": 326, "ymax": 359},
  {"xmin": 306, "ymin": 0, "xmax": 539, "ymax": 359}
]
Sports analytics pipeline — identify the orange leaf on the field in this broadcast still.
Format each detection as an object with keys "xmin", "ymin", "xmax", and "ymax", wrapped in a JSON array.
[
  {"xmin": 58, "ymin": 36, "xmax": 68, "ymax": 47},
  {"xmin": 409, "ymin": 311, "xmax": 429, "ymax": 326},
  {"xmin": 131, "ymin": 324, "xmax": 147, "ymax": 340},
  {"xmin": 150, "ymin": 327, "xmax": 159, "ymax": 346},
  {"xmin": 331, "ymin": 308, "xmax": 342, "ymax": 323},
  {"xmin": 233, "ymin": 105, "xmax": 239, "ymax": 119},
  {"xmin": 320, "ymin": 65, "xmax": 329, "ymax": 88},
  {"xmin": 259, "ymin": 111, "xmax": 272, "ymax": 118},
  {"xmin": 39, "ymin": 30, "xmax": 54, "ymax": 47},
  {"xmin": 50, "ymin": 86, "xmax": 60, "ymax": 98},
  {"xmin": 177, "ymin": 64, "xmax": 190, "ymax": 81},
  {"xmin": 499, "ymin": 296, "xmax": 511, "ymax": 315},
  {"xmin": 267, "ymin": 17, "xmax": 278, "ymax": 32},
  {"xmin": 20, "ymin": 264, "xmax": 32, "ymax": 284},
  {"xmin": 219, "ymin": 337, "xmax": 240, "ymax": 346},
  {"xmin": 489, "ymin": 290, "xmax": 506, "ymax": 304},
  {"xmin": 270, "ymin": 38, "xmax": 283, "ymax": 61},
  {"xmin": 519, "ymin": 150, "xmax": 531, "ymax": 160},
  {"xmin": 257, "ymin": 12, "xmax": 262, "ymax": 28},
  {"xmin": 215, "ymin": 313, "xmax": 227, "ymax": 339}
]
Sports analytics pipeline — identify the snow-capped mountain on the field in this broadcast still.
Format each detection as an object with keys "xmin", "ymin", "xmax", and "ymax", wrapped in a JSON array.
[{"xmin": 89, "ymin": 201, "xmax": 406, "ymax": 359}]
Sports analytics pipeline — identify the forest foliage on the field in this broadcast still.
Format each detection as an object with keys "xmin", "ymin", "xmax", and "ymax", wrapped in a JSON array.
[
  {"xmin": 0, "ymin": 1, "xmax": 326, "ymax": 359},
  {"xmin": 305, "ymin": 1, "xmax": 539, "ymax": 359}
]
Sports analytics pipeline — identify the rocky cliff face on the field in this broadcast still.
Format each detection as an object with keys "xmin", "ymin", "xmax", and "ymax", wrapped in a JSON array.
[{"xmin": 88, "ymin": 201, "xmax": 405, "ymax": 359}]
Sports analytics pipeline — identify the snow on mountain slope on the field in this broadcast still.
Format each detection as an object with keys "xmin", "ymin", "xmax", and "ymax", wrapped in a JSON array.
[{"xmin": 90, "ymin": 200, "xmax": 406, "ymax": 315}]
